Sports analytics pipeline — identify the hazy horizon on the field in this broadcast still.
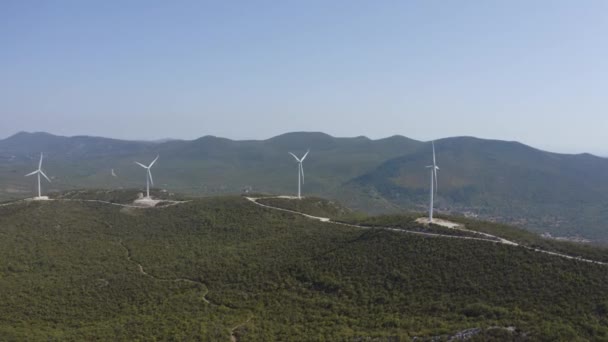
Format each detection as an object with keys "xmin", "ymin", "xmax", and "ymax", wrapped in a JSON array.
[
  {"xmin": 3, "ymin": 129, "xmax": 607, "ymax": 157},
  {"xmin": 2, "ymin": 1, "xmax": 607, "ymax": 155}
]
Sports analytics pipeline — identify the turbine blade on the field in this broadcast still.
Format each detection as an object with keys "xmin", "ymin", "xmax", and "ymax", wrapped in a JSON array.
[
  {"xmin": 25, "ymin": 170, "xmax": 38, "ymax": 177},
  {"xmin": 135, "ymin": 162, "xmax": 148, "ymax": 168},
  {"xmin": 288, "ymin": 152, "xmax": 300, "ymax": 162},
  {"xmin": 300, "ymin": 163, "xmax": 305, "ymax": 184},
  {"xmin": 39, "ymin": 153, "xmax": 44, "ymax": 170},
  {"xmin": 301, "ymin": 149, "xmax": 310, "ymax": 161},
  {"xmin": 432, "ymin": 141, "xmax": 436, "ymax": 167},
  {"xmin": 149, "ymin": 155, "xmax": 159, "ymax": 168},
  {"xmin": 148, "ymin": 169, "xmax": 154, "ymax": 186},
  {"xmin": 38, "ymin": 152, "xmax": 44, "ymax": 169},
  {"xmin": 40, "ymin": 170, "xmax": 51, "ymax": 183}
]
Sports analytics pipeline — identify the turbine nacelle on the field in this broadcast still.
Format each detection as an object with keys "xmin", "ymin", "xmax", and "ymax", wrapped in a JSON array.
[
  {"xmin": 25, "ymin": 169, "xmax": 51, "ymax": 182},
  {"xmin": 135, "ymin": 155, "xmax": 158, "ymax": 169},
  {"xmin": 289, "ymin": 149, "xmax": 309, "ymax": 162},
  {"xmin": 24, "ymin": 153, "xmax": 51, "ymax": 182}
]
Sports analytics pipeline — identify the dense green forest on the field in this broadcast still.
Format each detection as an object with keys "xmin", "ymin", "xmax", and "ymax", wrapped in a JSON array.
[{"xmin": 0, "ymin": 194, "xmax": 607, "ymax": 340}]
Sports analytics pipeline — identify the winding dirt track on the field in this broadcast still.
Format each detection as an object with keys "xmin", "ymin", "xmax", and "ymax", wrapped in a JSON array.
[
  {"xmin": 0, "ymin": 197, "xmax": 189, "ymax": 208},
  {"xmin": 118, "ymin": 235, "xmax": 253, "ymax": 342},
  {"xmin": 118, "ymin": 236, "xmax": 256, "ymax": 341},
  {"xmin": 117, "ymin": 239, "xmax": 211, "ymax": 304},
  {"xmin": 118, "ymin": 238, "xmax": 255, "ymax": 341},
  {"xmin": 0, "ymin": 197, "xmax": 253, "ymax": 341},
  {"xmin": 57, "ymin": 198, "xmax": 189, "ymax": 208},
  {"xmin": 1, "ymin": 195, "xmax": 604, "ymax": 340},
  {"xmin": 2, "ymin": 195, "xmax": 606, "ymax": 264},
  {"xmin": 0, "ymin": 199, "xmax": 26, "ymax": 207},
  {"xmin": 230, "ymin": 315, "xmax": 253, "ymax": 342},
  {"xmin": 246, "ymin": 197, "xmax": 608, "ymax": 266}
]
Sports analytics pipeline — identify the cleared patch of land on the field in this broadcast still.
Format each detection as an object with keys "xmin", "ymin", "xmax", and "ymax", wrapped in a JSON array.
[{"xmin": 415, "ymin": 217, "xmax": 461, "ymax": 228}]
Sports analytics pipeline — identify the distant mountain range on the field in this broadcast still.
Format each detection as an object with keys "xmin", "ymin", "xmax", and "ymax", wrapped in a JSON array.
[{"xmin": 1, "ymin": 131, "xmax": 608, "ymax": 241}]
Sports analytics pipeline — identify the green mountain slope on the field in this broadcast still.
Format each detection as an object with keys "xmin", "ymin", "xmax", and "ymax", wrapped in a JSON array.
[
  {"xmin": 0, "ymin": 131, "xmax": 422, "ymax": 201},
  {"xmin": 352, "ymin": 137, "xmax": 608, "ymax": 241},
  {"xmin": 0, "ymin": 193, "xmax": 607, "ymax": 340},
  {"xmin": 2, "ymin": 132, "xmax": 608, "ymax": 241}
]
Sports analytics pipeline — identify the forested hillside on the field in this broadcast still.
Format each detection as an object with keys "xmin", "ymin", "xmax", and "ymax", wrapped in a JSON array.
[
  {"xmin": 0, "ymin": 193, "xmax": 607, "ymax": 340},
  {"xmin": 352, "ymin": 137, "xmax": 608, "ymax": 240}
]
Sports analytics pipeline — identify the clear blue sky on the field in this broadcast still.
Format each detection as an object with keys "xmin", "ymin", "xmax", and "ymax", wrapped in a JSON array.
[{"xmin": 1, "ymin": 1, "xmax": 607, "ymax": 154}]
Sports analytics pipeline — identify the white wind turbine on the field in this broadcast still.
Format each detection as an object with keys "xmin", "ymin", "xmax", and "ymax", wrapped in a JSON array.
[
  {"xmin": 135, "ymin": 155, "xmax": 159, "ymax": 199},
  {"xmin": 426, "ymin": 141, "xmax": 439, "ymax": 222},
  {"xmin": 288, "ymin": 149, "xmax": 309, "ymax": 199},
  {"xmin": 25, "ymin": 153, "xmax": 51, "ymax": 199}
]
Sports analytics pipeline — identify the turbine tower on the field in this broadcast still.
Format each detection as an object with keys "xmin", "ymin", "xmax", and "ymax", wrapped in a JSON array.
[
  {"xmin": 25, "ymin": 153, "xmax": 51, "ymax": 198},
  {"xmin": 426, "ymin": 142, "xmax": 439, "ymax": 222},
  {"xmin": 135, "ymin": 155, "xmax": 159, "ymax": 198},
  {"xmin": 288, "ymin": 149, "xmax": 309, "ymax": 199}
]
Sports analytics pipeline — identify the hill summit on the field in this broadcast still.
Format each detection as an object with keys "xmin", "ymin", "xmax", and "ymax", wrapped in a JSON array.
[{"xmin": 2, "ymin": 131, "xmax": 608, "ymax": 241}]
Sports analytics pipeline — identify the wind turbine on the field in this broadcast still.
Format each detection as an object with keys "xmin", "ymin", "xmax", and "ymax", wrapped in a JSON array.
[
  {"xmin": 426, "ymin": 142, "xmax": 439, "ymax": 222},
  {"xmin": 25, "ymin": 153, "xmax": 51, "ymax": 199},
  {"xmin": 135, "ymin": 155, "xmax": 158, "ymax": 198},
  {"xmin": 288, "ymin": 149, "xmax": 309, "ymax": 199}
]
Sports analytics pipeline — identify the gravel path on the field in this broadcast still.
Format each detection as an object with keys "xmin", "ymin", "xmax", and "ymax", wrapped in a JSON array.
[{"xmin": 246, "ymin": 197, "xmax": 607, "ymax": 266}]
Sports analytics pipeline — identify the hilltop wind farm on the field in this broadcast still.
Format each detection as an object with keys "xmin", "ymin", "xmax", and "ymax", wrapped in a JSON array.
[
  {"xmin": 2, "ymin": 130, "xmax": 606, "ymax": 340},
  {"xmin": 2, "ymin": 131, "xmax": 608, "ymax": 241},
  {"xmin": 2, "ymin": 1, "xmax": 608, "ymax": 340}
]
